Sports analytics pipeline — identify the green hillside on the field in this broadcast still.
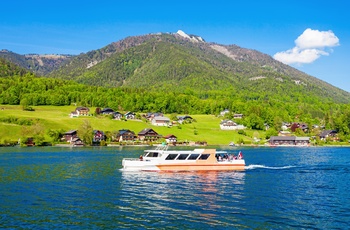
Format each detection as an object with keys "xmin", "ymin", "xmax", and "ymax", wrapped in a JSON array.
[
  {"xmin": 46, "ymin": 33, "xmax": 350, "ymax": 103},
  {"xmin": 0, "ymin": 105, "xmax": 257, "ymax": 145}
]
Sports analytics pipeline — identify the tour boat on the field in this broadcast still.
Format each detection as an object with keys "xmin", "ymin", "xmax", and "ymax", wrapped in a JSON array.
[{"xmin": 122, "ymin": 145, "xmax": 245, "ymax": 171}]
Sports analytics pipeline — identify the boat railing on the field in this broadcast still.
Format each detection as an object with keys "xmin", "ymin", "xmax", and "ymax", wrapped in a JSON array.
[
  {"xmin": 155, "ymin": 144, "xmax": 168, "ymax": 151},
  {"xmin": 123, "ymin": 158, "xmax": 140, "ymax": 161}
]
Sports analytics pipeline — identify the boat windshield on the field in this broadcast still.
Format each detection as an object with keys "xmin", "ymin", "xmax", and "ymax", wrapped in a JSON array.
[{"xmin": 145, "ymin": 152, "xmax": 159, "ymax": 157}]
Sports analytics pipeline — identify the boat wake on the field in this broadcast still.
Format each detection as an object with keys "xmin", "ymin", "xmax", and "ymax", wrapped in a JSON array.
[{"xmin": 245, "ymin": 164, "xmax": 295, "ymax": 170}]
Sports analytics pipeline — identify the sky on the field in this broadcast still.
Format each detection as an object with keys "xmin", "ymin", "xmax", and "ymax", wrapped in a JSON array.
[{"xmin": 1, "ymin": 0, "xmax": 350, "ymax": 92}]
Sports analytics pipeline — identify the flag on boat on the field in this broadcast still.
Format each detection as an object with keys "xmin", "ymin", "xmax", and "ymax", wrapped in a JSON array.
[{"xmin": 238, "ymin": 151, "xmax": 243, "ymax": 159}]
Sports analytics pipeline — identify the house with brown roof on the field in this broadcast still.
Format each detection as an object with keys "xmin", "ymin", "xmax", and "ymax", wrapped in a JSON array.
[
  {"xmin": 63, "ymin": 130, "xmax": 78, "ymax": 142},
  {"xmin": 69, "ymin": 107, "xmax": 90, "ymax": 117},
  {"xmin": 138, "ymin": 128, "xmax": 160, "ymax": 142},
  {"xmin": 319, "ymin": 130, "xmax": 338, "ymax": 141},
  {"xmin": 164, "ymin": 134, "xmax": 177, "ymax": 144},
  {"xmin": 116, "ymin": 129, "xmax": 136, "ymax": 142}
]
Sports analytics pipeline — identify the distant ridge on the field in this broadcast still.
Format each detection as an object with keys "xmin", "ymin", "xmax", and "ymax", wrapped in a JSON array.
[{"xmin": 1, "ymin": 30, "xmax": 349, "ymax": 103}]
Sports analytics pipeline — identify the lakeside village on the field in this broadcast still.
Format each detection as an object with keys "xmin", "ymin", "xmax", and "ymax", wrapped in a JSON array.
[{"xmin": 19, "ymin": 107, "xmax": 339, "ymax": 147}]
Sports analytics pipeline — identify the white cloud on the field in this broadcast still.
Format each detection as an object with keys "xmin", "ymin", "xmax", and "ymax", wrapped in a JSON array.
[{"xmin": 273, "ymin": 28, "xmax": 339, "ymax": 65}]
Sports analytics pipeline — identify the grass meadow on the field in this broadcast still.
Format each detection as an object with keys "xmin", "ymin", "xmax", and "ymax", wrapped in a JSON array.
[{"xmin": 0, "ymin": 105, "xmax": 265, "ymax": 145}]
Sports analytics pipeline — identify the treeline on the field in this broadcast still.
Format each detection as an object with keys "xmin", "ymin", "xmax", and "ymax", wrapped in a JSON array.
[{"xmin": 1, "ymin": 75, "xmax": 350, "ymax": 138}]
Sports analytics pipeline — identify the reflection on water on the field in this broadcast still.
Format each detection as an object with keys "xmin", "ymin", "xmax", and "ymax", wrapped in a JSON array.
[{"xmin": 119, "ymin": 171, "xmax": 245, "ymax": 227}]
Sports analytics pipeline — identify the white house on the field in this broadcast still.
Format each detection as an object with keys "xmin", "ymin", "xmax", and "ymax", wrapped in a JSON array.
[
  {"xmin": 151, "ymin": 116, "xmax": 171, "ymax": 126},
  {"xmin": 220, "ymin": 120, "xmax": 245, "ymax": 130}
]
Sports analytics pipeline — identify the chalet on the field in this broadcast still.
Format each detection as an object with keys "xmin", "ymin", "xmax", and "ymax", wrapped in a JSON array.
[
  {"xmin": 25, "ymin": 137, "xmax": 35, "ymax": 146},
  {"xmin": 151, "ymin": 116, "xmax": 171, "ymax": 126},
  {"xmin": 76, "ymin": 107, "xmax": 90, "ymax": 116},
  {"xmin": 71, "ymin": 137, "xmax": 84, "ymax": 146},
  {"xmin": 319, "ymin": 130, "xmax": 338, "ymax": 140},
  {"xmin": 70, "ymin": 107, "xmax": 89, "ymax": 117},
  {"xmin": 144, "ymin": 112, "xmax": 163, "ymax": 121},
  {"xmin": 124, "ymin": 111, "xmax": 136, "ymax": 119},
  {"xmin": 69, "ymin": 111, "xmax": 78, "ymax": 118},
  {"xmin": 177, "ymin": 115, "xmax": 193, "ymax": 124},
  {"xmin": 113, "ymin": 112, "xmax": 123, "ymax": 119},
  {"xmin": 93, "ymin": 130, "xmax": 106, "ymax": 143},
  {"xmin": 220, "ymin": 120, "xmax": 245, "ymax": 130},
  {"xmin": 164, "ymin": 134, "xmax": 177, "ymax": 144},
  {"xmin": 291, "ymin": 123, "xmax": 308, "ymax": 133},
  {"xmin": 233, "ymin": 114, "xmax": 243, "ymax": 119},
  {"xmin": 116, "ymin": 129, "xmax": 136, "ymax": 142},
  {"xmin": 269, "ymin": 136, "xmax": 310, "ymax": 146},
  {"xmin": 63, "ymin": 130, "xmax": 78, "ymax": 142},
  {"xmin": 101, "ymin": 108, "xmax": 114, "ymax": 115},
  {"xmin": 138, "ymin": 128, "xmax": 160, "ymax": 142}
]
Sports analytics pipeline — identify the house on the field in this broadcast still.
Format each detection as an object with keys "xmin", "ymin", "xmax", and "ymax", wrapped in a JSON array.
[
  {"xmin": 63, "ymin": 130, "xmax": 78, "ymax": 142},
  {"xmin": 269, "ymin": 136, "xmax": 310, "ymax": 146},
  {"xmin": 71, "ymin": 137, "xmax": 84, "ymax": 146},
  {"xmin": 177, "ymin": 115, "xmax": 193, "ymax": 124},
  {"xmin": 124, "ymin": 111, "xmax": 136, "ymax": 119},
  {"xmin": 220, "ymin": 120, "xmax": 245, "ymax": 130},
  {"xmin": 319, "ymin": 130, "xmax": 338, "ymax": 140},
  {"xmin": 70, "ymin": 107, "xmax": 89, "ymax": 117},
  {"xmin": 25, "ymin": 137, "xmax": 35, "ymax": 146},
  {"xmin": 69, "ymin": 111, "xmax": 78, "ymax": 118},
  {"xmin": 93, "ymin": 130, "xmax": 106, "ymax": 143},
  {"xmin": 145, "ymin": 112, "xmax": 163, "ymax": 120},
  {"xmin": 113, "ymin": 112, "xmax": 123, "ymax": 119},
  {"xmin": 76, "ymin": 107, "xmax": 90, "ymax": 116},
  {"xmin": 164, "ymin": 134, "xmax": 177, "ymax": 144},
  {"xmin": 220, "ymin": 109, "xmax": 230, "ymax": 116},
  {"xmin": 291, "ymin": 123, "xmax": 308, "ymax": 133},
  {"xmin": 116, "ymin": 129, "xmax": 136, "ymax": 142},
  {"xmin": 151, "ymin": 116, "xmax": 171, "ymax": 126},
  {"xmin": 233, "ymin": 114, "xmax": 243, "ymax": 119},
  {"xmin": 101, "ymin": 108, "xmax": 114, "ymax": 115},
  {"xmin": 138, "ymin": 128, "xmax": 160, "ymax": 142}
]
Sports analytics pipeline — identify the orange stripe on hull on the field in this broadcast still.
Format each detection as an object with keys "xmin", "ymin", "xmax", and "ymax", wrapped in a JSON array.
[{"xmin": 156, "ymin": 164, "xmax": 245, "ymax": 171}]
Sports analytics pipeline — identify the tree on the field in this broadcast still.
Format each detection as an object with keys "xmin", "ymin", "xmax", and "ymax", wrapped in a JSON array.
[
  {"xmin": 265, "ymin": 128, "xmax": 278, "ymax": 139},
  {"xmin": 78, "ymin": 120, "xmax": 94, "ymax": 145}
]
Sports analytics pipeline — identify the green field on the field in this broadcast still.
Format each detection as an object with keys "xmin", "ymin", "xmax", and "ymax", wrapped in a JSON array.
[{"xmin": 0, "ymin": 105, "xmax": 264, "ymax": 145}]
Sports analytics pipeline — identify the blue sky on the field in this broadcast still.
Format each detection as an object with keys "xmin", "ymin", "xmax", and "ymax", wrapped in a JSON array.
[{"xmin": 1, "ymin": 1, "xmax": 349, "ymax": 92}]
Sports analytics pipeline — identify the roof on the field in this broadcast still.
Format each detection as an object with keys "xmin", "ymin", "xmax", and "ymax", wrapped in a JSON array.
[
  {"xmin": 76, "ymin": 107, "xmax": 89, "ymax": 111},
  {"xmin": 270, "ymin": 136, "xmax": 310, "ymax": 141},
  {"xmin": 153, "ymin": 116, "xmax": 170, "ymax": 121},
  {"xmin": 270, "ymin": 136, "xmax": 296, "ymax": 141},
  {"xmin": 119, "ymin": 129, "xmax": 134, "ymax": 135},
  {"xmin": 164, "ymin": 134, "xmax": 177, "ymax": 139},
  {"xmin": 320, "ymin": 130, "xmax": 337, "ymax": 137},
  {"xmin": 64, "ymin": 130, "xmax": 77, "ymax": 135},
  {"xmin": 177, "ymin": 115, "xmax": 193, "ymax": 120},
  {"xmin": 138, "ymin": 128, "xmax": 157, "ymax": 135}
]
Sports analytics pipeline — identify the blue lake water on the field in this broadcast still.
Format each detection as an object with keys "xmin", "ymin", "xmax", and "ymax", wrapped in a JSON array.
[{"xmin": 0, "ymin": 146, "xmax": 349, "ymax": 229}]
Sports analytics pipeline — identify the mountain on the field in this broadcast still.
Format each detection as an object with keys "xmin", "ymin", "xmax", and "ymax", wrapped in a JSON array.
[
  {"xmin": 2, "ymin": 31, "xmax": 349, "ymax": 104},
  {"xmin": 46, "ymin": 30, "xmax": 350, "ymax": 103},
  {"xmin": 0, "ymin": 49, "xmax": 73, "ymax": 76},
  {"xmin": 0, "ymin": 57, "xmax": 32, "ymax": 77}
]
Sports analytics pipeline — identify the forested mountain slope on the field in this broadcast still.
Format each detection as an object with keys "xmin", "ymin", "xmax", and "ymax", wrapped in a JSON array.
[
  {"xmin": 47, "ymin": 31, "xmax": 350, "ymax": 103},
  {"xmin": 0, "ymin": 50, "xmax": 73, "ymax": 76}
]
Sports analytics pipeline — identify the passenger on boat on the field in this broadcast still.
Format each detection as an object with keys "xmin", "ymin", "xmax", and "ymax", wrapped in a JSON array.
[{"xmin": 139, "ymin": 155, "xmax": 143, "ymax": 161}]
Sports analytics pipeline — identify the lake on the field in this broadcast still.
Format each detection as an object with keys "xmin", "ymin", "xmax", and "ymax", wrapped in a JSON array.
[{"xmin": 1, "ymin": 146, "xmax": 349, "ymax": 229}]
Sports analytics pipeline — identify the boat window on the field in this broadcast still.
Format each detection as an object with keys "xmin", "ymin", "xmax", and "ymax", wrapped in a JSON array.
[
  {"xmin": 176, "ymin": 154, "xmax": 189, "ymax": 160},
  {"xmin": 188, "ymin": 154, "xmax": 200, "ymax": 160},
  {"xmin": 165, "ymin": 154, "xmax": 178, "ymax": 160},
  {"xmin": 198, "ymin": 154, "xmax": 210, "ymax": 160},
  {"xmin": 146, "ymin": 152, "xmax": 159, "ymax": 157}
]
